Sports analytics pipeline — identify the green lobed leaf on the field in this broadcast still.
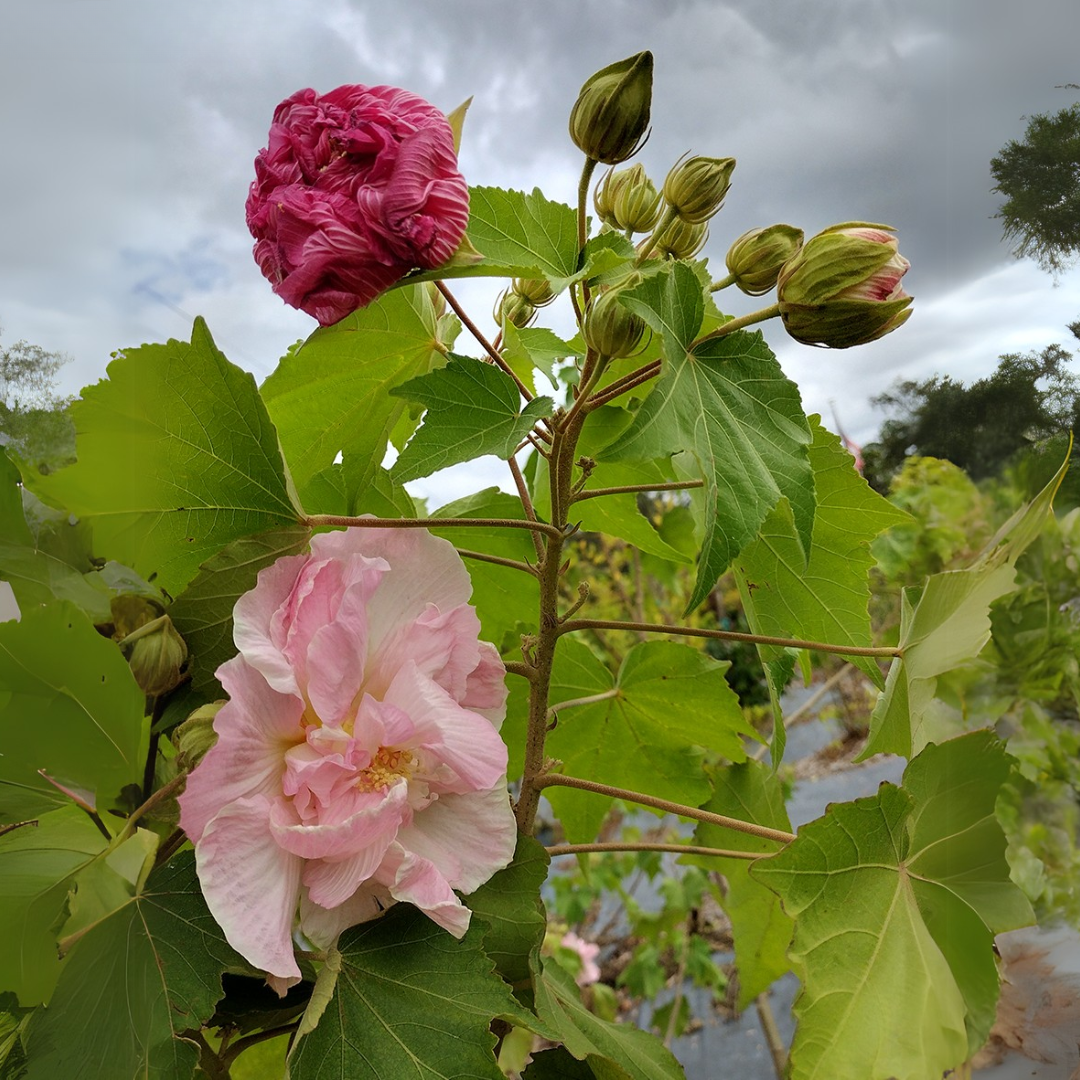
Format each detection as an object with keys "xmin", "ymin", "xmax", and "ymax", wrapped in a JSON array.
[
  {"xmin": 599, "ymin": 310, "xmax": 814, "ymax": 612},
  {"xmin": 502, "ymin": 324, "xmax": 582, "ymax": 392},
  {"xmin": 0, "ymin": 807, "xmax": 107, "ymax": 1006},
  {"xmin": 261, "ymin": 286, "xmax": 445, "ymax": 510},
  {"xmin": 752, "ymin": 731, "xmax": 1033, "ymax": 1080},
  {"xmin": 390, "ymin": 354, "xmax": 554, "ymax": 483},
  {"xmin": 862, "ymin": 450, "xmax": 1068, "ymax": 759},
  {"xmin": 24, "ymin": 851, "xmax": 252, "ymax": 1080},
  {"xmin": 618, "ymin": 261, "xmax": 704, "ymax": 363},
  {"xmin": 465, "ymin": 833, "xmax": 550, "ymax": 1006},
  {"xmin": 286, "ymin": 902, "xmax": 532, "ymax": 1080},
  {"xmin": 0, "ymin": 602, "xmax": 145, "ymax": 822},
  {"xmin": 169, "ymin": 525, "xmax": 313, "ymax": 699},
  {"xmin": 28, "ymin": 319, "xmax": 302, "ymax": 597},
  {"xmin": 532, "ymin": 959, "xmax": 684, "ymax": 1080},
  {"xmin": 545, "ymin": 638, "xmax": 756, "ymax": 843},
  {"xmin": 685, "ymin": 761, "xmax": 794, "ymax": 1008},
  {"xmin": 734, "ymin": 417, "xmax": 910, "ymax": 761},
  {"xmin": 430, "ymin": 489, "xmax": 539, "ymax": 649},
  {"xmin": 464, "ymin": 187, "xmax": 580, "ymax": 287}
]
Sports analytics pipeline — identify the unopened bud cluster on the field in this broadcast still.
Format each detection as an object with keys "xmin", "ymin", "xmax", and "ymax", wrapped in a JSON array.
[{"xmin": 493, "ymin": 276, "xmax": 556, "ymax": 331}]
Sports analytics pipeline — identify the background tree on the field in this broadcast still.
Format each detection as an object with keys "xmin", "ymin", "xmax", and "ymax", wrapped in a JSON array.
[
  {"xmin": 991, "ymin": 100, "xmax": 1080, "ymax": 274},
  {"xmin": 863, "ymin": 338, "xmax": 1080, "ymax": 489},
  {"xmin": 0, "ymin": 322, "xmax": 75, "ymax": 473}
]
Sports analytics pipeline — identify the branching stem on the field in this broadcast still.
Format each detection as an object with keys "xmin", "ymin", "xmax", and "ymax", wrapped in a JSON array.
[
  {"xmin": 305, "ymin": 514, "xmax": 564, "ymax": 542},
  {"xmin": 584, "ymin": 359, "xmax": 662, "ymax": 411},
  {"xmin": 546, "ymin": 841, "xmax": 763, "ymax": 860},
  {"xmin": 535, "ymin": 774, "xmax": 797, "ymax": 844},
  {"xmin": 572, "ymin": 479, "xmax": 704, "ymax": 504}
]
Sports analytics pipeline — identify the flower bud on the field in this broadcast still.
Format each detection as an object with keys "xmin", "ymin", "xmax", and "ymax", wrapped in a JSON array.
[
  {"xmin": 493, "ymin": 288, "xmax": 535, "ymax": 329},
  {"xmin": 725, "ymin": 224, "xmax": 804, "ymax": 296},
  {"xmin": 173, "ymin": 702, "xmax": 223, "ymax": 770},
  {"xmin": 583, "ymin": 285, "xmax": 646, "ymax": 359},
  {"xmin": 569, "ymin": 52, "xmax": 653, "ymax": 165},
  {"xmin": 512, "ymin": 277, "xmax": 555, "ymax": 307},
  {"xmin": 594, "ymin": 167, "xmax": 629, "ymax": 229},
  {"xmin": 611, "ymin": 163, "xmax": 662, "ymax": 234},
  {"xmin": 120, "ymin": 614, "xmax": 188, "ymax": 697},
  {"xmin": 777, "ymin": 222, "xmax": 913, "ymax": 348},
  {"xmin": 638, "ymin": 216, "xmax": 709, "ymax": 261},
  {"xmin": 662, "ymin": 155, "xmax": 736, "ymax": 224}
]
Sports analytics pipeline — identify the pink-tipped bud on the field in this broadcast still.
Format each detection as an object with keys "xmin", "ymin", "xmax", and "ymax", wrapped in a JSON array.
[{"xmin": 776, "ymin": 222, "xmax": 913, "ymax": 348}]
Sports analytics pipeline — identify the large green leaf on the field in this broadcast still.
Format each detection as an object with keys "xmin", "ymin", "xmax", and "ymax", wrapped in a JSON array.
[
  {"xmin": 286, "ymin": 903, "xmax": 529, "ymax": 1080},
  {"xmin": 532, "ymin": 959, "xmax": 684, "ymax": 1080},
  {"xmin": 863, "ymin": 451, "xmax": 1068, "ymax": 758},
  {"xmin": 0, "ymin": 602, "xmax": 145, "ymax": 822},
  {"xmin": 686, "ymin": 761, "xmax": 794, "ymax": 1008},
  {"xmin": 30, "ymin": 318, "xmax": 302, "ymax": 596},
  {"xmin": 261, "ymin": 286, "xmax": 444, "ymax": 508},
  {"xmin": 752, "ymin": 731, "xmax": 1033, "ymax": 1080},
  {"xmin": 390, "ymin": 354, "xmax": 553, "ymax": 483},
  {"xmin": 465, "ymin": 833, "xmax": 550, "ymax": 1005},
  {"xmin": 599, "ymin": 267, "xmax": 814, "ymax": 611},
  {"xmin": 545, "ymin": 638, "xmax": 756, "ymax": 843},
  {"xmin": 502, "ymin": 324, "xmax": 582, "ymax": 392},
  {"xmin": 464, "ymin": 187, "xmax": 580, "ymax": 287},
  {"xmin": 169, "ymin": 525, "xmax": 312, "ymax": 699},
  {"xmin": 430, "ymin": 489, "xmax": 539, "ymax": 649},
  {"xmin": 23, "ymin": 851, "xmax": 251, "ymax": 1080},
  {"xmin": 0, "ymin": 807, "xmax": 107, "ymax": 1005}
]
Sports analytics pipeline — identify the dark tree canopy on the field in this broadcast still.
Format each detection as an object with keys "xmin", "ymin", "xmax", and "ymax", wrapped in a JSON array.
[
  {"xmin": 991, "ymin": 102, "xmax": 1080, "ymax": 274},
  {"xmin": 864, "ymin": 341, "xmax": 1079, "ymax": 487}
]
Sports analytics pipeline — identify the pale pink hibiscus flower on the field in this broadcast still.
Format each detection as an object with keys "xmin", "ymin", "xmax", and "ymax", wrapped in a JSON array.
[{"xmin": 178, "ymin": 527, "xmax": 517, "ymax": 992}]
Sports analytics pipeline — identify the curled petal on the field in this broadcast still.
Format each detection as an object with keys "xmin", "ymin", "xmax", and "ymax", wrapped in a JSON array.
[{"xmin": 375, "ymin": 843, "xmax": 471, "ymax": 938}]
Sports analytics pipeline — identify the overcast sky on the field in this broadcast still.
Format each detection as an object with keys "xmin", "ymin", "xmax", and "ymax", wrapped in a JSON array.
[{"xmin": 2, "ymin": 1, "xmax": 1078, "ymax": 503}]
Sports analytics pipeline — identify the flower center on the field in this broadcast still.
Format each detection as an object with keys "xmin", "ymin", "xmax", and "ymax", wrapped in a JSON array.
[{"xmin": 356, "ymin": 746, "xmax": 414, "ymax": 793}]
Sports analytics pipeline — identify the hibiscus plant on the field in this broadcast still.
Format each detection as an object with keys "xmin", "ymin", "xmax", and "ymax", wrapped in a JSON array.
[{"xmin": 0, "ymin": 53, "xmax": 1066, "ymax": 1080}]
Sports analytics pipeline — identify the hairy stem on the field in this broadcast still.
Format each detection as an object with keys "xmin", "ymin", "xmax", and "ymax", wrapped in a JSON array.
[
  {"xmin": 709, "ymin": 272, "xmax": 737, "ymax": 291},
  {"xmin": 559, "ymin": 617, "xmax": 901, "ymax": 659},
  {"xmin": 435, "ymin": 281, "xmax": 533, "ymax": 400},
  {"xmin": 546, "ymin": 841, "xmax": 762, "ymax": 860},
  {"xmin": 571, "ymin": 479, "xmax": 705, "ymax": 504},
  {"xmin": 577, "ymin": 157, "xmax": 599, "ymax": 307},
  {"xmin": 305, "ymin": 514, "xmax": 565, "ymax": 542},
  {"xmin": 508, "ymin": 453, "xmax": 546, "ymax": 561},
  {"xmin": 584, "ymin": 359, "xmax": 662, "ymax": 411},
  {"xmin": 692, "ymin": 301, "xmax": 782, "ymax": 347},
  {"xmin": 457, "ymin": 548, "xmax": 538, "ymax": 576},
  {"xmin": 535, "ymin": 774, "xmax": 797, "ymax": 844}
]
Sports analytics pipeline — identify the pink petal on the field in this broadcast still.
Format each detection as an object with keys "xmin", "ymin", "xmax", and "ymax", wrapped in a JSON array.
[
  {"xmin": 383, "ymin": 663, "xmax": 508, "ymax": 791},
  {"xmin": 461, "ymin": 641, "xmax": 509, "ymax": 728},
  {"xmin": 396, "ymin": 786, "xmax": 517, "ymax": 895},
  {"xmin": 299, "ymin": 884, "xmax": 389, "ymax": 949},
  {"xmin": 195, "ymin": 796, "xmax": 303, "ymax": 991},
  {"xmin": 375, "ymin": 843, "xmax": 471, "ymax": 938},
  {"xmin": 179, "ymin": 656, "xmax": 303, "ymax": 843},
  {"xmin": 302, "ymin": 839, "xmax": 391, "ymax": 909}
]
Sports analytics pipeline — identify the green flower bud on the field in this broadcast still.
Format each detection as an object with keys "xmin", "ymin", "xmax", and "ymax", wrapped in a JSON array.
[
  {"xmin": 662, "ymin": 154, "xmax": 736, "ymax": 224},
  {"xmin": 120, "ymin": 613, "xmax": 188, "ymax": 697},
  {"xmin": 777, "ymin": 222, "xmax": 913, "ymax": 348},
  {"xmin": 594, "ymin": 166, "xmax": 628, "ymax": 229},
  {"xmin": 512, "ymin": 276, "xmax": 555, "ymax": 307},
  {"xmin": 638, "ymin": 216, "xmax": 709, "ymax": 261},
  {"xmin": 569, "ymin": 52, "xmax": 653, "ymax": 165},
  {"xmin": 725, "ymin": 224, "xmax": 804, "ymax": 296},
  {"xmin": 611, "ymin": 163, "xmax": 662, "ymax": 234},
  {"xmin": 583, "ymin": 285, "xmax": 646, "ymax": 359},
  {"xmin": 493, "ymin": 288, "xmax": 536, "ymax": 329},
  {"xmin": 173, "ymin": 702, "xmax": 223, "ymax": 769}
]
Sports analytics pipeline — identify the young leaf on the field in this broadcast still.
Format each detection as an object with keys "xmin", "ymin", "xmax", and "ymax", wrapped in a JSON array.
[
  {"xmin": 0, "ymin": 602, "xmax": 145, "ymax": 822},
  {"xmin": 752, "ymin": 731, "xmax": 1033, "ymax": 1080},
  {"xmin": 863, "ymin": 449, "xmax": 1068, "ymax": 758},
  {"xmin": 261, "ymin": 285, "xmax": 445, "ymax": 508},
  {"xmin": 169, "ymin": 525, "xmax": 313, "ymax": 699},
  {"xmin": 390, "ymin": 354, "xmax": 553, "ymax": 483},
  {"xmin": 29, "ymin": 318, "xmax": 303, "ymax": 596},
  {"xmin": 532, "ymin": 959, "xmax": 684, "ymax": 1080},
  {"xmin": 599, "ymin": 316, "xmax": 814, "ymax": 612},
  {"xmin": 734, "ymin": 416, "xmax": 910, "ymax": 761},
  {"xmin": 685, "ymin": 761, "xmax": 794, "ymax": 1008},
  {"xmin": 545, "ymin": 638, "xmax": 757, "ymax": 843},
  {"xmin": 465, "ymin": 187, "xmax": 579, "ymax": 287},
  {"xmin": 0, "ymin": 806, "xmax": 107, "ymax": 1005},
  {"xmin": 286, "ymin": 902, "xmax": 532, "ymax": 1080},
  {"xmin": 465, "ymin": 833, "xmax": 550, "ymax": 1006},
  {"xmin": 502, "ymin": 323, "xmax": 581, "ymax": 391},
  {"xmin": 23, "ymin": 852, "xmax": 252, "ymax": 1080}
]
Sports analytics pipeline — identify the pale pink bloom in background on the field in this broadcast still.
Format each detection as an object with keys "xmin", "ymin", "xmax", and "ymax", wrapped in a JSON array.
[
  {"xmin": 245, "ymin": 84, "xmax": 469, "ymax": 325},
  {"xmin": 561, "ymin": 931, "xmax": 602, "ymax": 987},
  {"xmin": 178, "ymin": 527, "xmax": 517, "ymax": 992}
]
